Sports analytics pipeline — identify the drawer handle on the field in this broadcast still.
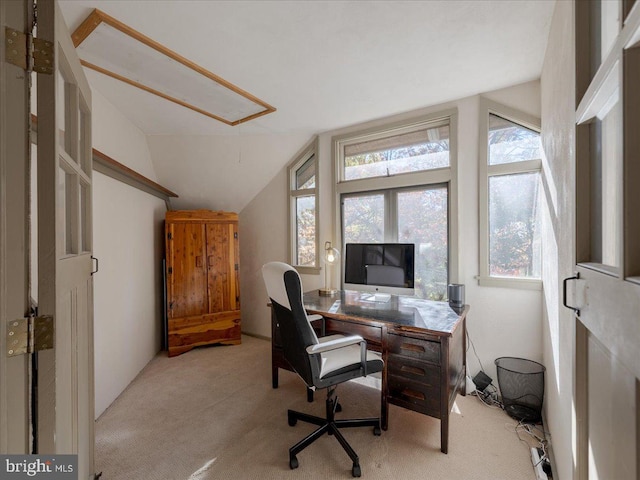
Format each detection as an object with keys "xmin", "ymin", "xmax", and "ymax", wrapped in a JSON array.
[
  {"xmin": 401, "ymin": 388, "xmax": 425, "ymax": 400},
  {"xmin": 400, "ymin": 365, "xmax": 425, "ymax": 376},
  {"xmin": 195, "ymin": 256, "xmax": 203, "ymax": 267},
  {"xmin": 401, "ymin": 343, "xmax": 425, "ymax": 353}
]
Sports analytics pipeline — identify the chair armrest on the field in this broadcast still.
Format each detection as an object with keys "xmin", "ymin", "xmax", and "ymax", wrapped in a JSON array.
[
  {"xmin": 307, "ymin": 314, "xmax": 325, "ymax": 336},
  {"xmin": 306, "ymin": 335, "xmax": 364, "ymax": 354},
  {"xmin": 306, "ymin": 335, "xmax": 369, "ymax": 376}
]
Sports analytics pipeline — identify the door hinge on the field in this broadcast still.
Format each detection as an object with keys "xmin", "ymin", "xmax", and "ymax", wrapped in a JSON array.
[
  {"xmin": 6, "ymin": 315, "xmax": 54, "ymax": 357},
  {"xmin": 168, "ymin": 267, "xmax": 173, "ymax": 274},
  {"xmin": 234, "ymin": 232, "xmax": 238, "ymax": 239},
  {"xmin": 4, "ymin": 27, "xmax": 53, "ymax": 75},
  {"xmin": 235, "ymin": 263, "xmax": 238, "ymax": 271},
  {"xmin": 168, "ymin": 233, "xmax": 173, "ymax": 240}
]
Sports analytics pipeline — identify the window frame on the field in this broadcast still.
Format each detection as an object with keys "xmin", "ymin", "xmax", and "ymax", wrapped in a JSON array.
[
  {"xmin": 478, "ymin": 98, "xmax": 542, "ymax": 289},
  {"xmin": 341, "ymin": 182, "xmax": 450, "ymax": 299},
  {"xmin": 288, "ymin": 137, "xmax": 320, "ymax": 274},
  {"xmin": 333, "ymin": 109, "xmax": 459, "ymax": 291}
]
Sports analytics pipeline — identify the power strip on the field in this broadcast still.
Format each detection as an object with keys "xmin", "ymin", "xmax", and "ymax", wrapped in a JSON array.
[{"xmin": 530, "ymin": 447, "xmax": 547, "ymax": 480}]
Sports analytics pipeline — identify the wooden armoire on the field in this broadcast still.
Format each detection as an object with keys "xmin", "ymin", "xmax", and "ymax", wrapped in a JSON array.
[{"xmin": 165, "ymin": 210, "xmax": 241, "ymax": 357}]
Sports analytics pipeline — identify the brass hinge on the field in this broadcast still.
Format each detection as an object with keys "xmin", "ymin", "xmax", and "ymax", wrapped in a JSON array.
[
  {"xmin": 168, "ymin": 233, "xmax": 173, "ymax": 240},
  {"xmin": 6, "ymin": 315, "xmax": 54, "ymax": 357},
  {"xmin": 4, "ymin": 26, "xmax": 53, "ymax": 75},
  {"xmin": 168, "ymin": 267, "xmax": 173, "ymax": 274},
  {"xmin": 234, "ymin": 232, "xmax": 238, "ymax": 239}
]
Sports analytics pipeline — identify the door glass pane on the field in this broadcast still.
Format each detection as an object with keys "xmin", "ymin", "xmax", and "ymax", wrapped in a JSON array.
[
  {"xmin": 79, "ymin": 181, "xmax": 90, "ymax": 252},
  {"xmin": 488, "ymin": 114, "xmax": 541, "ymax": 165},
  {"xmin": 589, "ymin": 98, "xmax": 622, "ymax": 268},
  {"xmin": 590, "ymin": 0, "xmax": 621, "ymax": 78},
  {"xmin": 79, "ymin": 100, "xmax": 91, "ymax": 175},
  {"xmin": 57, "ymin": 70, "xmax": 75, "ymax": 160},
  {"xmin": 342, "ymin": 194, "xmax": 385, "ymax": 243},
  {"xmin": 295, "ymin": 154, "xmax": 315, "ymax": 189},
  {"xmin": 489, "ymin": 172, "xmax": 541, "ymax": 278},
  {"xmin": 623, "ymin": 0, "xmax": 637, "ymax": 21},
  {"xmin": 296, "ymin": 195, "xmax": 315, "ymax": 266},
  {"xmin": 344, "ymin": 125, "xmax": 450, "ymax": 181},
  {"xmin": 397, "ymin": 187, "xmax": 448, "ymax": 300},
  {"xmin": 58, "ymin": 164, "xmax": 77, "ymax": 255}
]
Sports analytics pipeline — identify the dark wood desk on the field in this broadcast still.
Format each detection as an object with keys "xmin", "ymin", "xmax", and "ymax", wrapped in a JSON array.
[{"xmin": 271, "ymin": 289, "xmax": 469, "ymax": 454}]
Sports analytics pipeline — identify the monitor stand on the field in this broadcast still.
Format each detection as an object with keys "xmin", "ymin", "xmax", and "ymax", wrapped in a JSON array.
[{"xmin": 363, "ymin": 292, "xmax": 391, "ymax": 303}]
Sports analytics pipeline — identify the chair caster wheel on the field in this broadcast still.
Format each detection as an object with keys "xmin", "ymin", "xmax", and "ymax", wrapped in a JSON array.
[
  {"xmin": 290, "ymin": 456, "xmax": 299, "ymax": 470},
  {"xmin": 352, "ymin": 463, "xmax": 361, "ymax": 477},
  {"xmin": 373, "ymin": 426, "xmax": 381, "ymax": 436},
  {"xmin": 335, "ymin": 403, "xmax": 342, "ymax": 413},
  {"xmin": 288, "ymin": 413, "xmax": 297, "ymax": 427}
]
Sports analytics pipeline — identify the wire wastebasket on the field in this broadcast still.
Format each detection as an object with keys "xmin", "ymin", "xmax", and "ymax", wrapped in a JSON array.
[{"xmin": 495, "ymin": 357, "xmax": 545, "ymax": 423}]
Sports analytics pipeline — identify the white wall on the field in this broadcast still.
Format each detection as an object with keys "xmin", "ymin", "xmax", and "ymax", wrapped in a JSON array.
[
  {"xmin": 240, "ymin": 80, "xmax": 543, "ymax": 385},
  {"xmin": 91, "ymin": 90, "xmax": 166, "ymax": 418},
  {"xmin": 147, "ymin": 133, "xmax": 313, "ymax": 212},
  {"xmin": 540, "ymin": 2, "xmax": 576, "ymax": 479}
]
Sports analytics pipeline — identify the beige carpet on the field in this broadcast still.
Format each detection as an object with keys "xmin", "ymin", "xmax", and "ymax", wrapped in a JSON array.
[{"xmin": 95, "ymin": 335, "xmax": 538, "ymax": 479}]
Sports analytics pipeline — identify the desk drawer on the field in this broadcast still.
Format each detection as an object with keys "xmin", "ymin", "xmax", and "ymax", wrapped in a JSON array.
[
  {"xmin": 325, "ymin": 319, "xmax": 382, "ymax": 347},
  {"xmin": 388, "ymin": 374, "xmax": 440, "ymax": 417},
  {"xmin": 388, "ymin": 354, "xmax": 440, "ymax": 385},
  {"xmin": 387, "ymin": 333, "xmax": 440, "ymax": 364}
]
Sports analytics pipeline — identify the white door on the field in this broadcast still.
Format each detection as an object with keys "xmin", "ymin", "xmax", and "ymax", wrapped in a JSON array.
[
  {"xmin": 0, "ymin": 0, "xmax": 32, "ymax": 454},
  {"xmin": 36, "ymin": 1, "xmax": 95, "ymax": 477},
  {"xmin": 573, "ymin": 2, "xmax": 640, "ymax": 479}
]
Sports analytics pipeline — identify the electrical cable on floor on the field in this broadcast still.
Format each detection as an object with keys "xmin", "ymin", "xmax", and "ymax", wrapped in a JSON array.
[
  {"xmin": 471, "ymin": 385, "xmax": 502, "ymax": 409},
  {"xmin": 466, "ymin": 329, "xmax": 486, "ymax": 373},
  {"xmin": 505, "ymin": 420, "xmax": 552, "ymax": 476}
]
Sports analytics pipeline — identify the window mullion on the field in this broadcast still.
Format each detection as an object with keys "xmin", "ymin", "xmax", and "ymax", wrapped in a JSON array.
[
  {"xmin": 290, "ymin": 187, "xmax": 316, "ymax": 198},
  {"xmin": 388, "ymin": 190, "xmax": 397, "ymax": 242},
  {"xmin": 488, "ymin": 159, "xmax": 542, "ymax": 176}
]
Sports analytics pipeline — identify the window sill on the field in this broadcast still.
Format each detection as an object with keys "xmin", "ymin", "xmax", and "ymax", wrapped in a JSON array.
[
  {"xmin": 477, "ymin": 276, "xmax": 542, "ymax": 290},
  {"xmin": 294, "ymin": 266, "xmax": 321, "ymax": 275}
]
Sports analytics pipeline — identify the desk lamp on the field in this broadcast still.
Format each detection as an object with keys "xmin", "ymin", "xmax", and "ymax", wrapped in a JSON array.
[{"xmin": 319, "ymin": 241, "xmax": 340, "ymax": 296}]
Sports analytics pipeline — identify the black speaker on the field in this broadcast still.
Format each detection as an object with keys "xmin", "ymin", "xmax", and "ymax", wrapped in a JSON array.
[{"xmin": 447, "ymin": 283, "xmax": 465, "ymax": 308}]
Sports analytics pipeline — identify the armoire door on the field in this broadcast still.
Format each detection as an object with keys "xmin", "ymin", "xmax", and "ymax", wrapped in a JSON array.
[
  {"xmin": 205, "ymin": 223, "xmax": 240, "ymax": 313},
  {"xmin": 166, "ymin": 222, "xmax": 207, "ymax": 319}
]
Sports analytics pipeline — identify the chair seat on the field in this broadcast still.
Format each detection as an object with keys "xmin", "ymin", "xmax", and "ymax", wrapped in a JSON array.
[{"xmin": 319, "ymin": 335, "xmax": 383, "ymax": 379}]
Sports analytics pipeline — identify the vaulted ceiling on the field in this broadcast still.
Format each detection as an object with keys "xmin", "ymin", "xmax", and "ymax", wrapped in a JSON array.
[{"xmin": 59, "ymin": 0, "xmax": 555, "ymax": 211}]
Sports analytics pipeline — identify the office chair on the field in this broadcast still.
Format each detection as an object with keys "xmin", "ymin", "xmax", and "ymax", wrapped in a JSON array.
[{"xmin": 262, "ymin": 262, "xmax": 383, "ymax": 477}]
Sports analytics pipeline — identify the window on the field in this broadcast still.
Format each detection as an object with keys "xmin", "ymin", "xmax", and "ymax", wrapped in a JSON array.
[
  {"xmin": 479, "ymin": 100, "xmax": 542, "ymax": 288},
  {"xmin": 342, "ymin": 185, "xmax": 449, "ymax": 300},
  {"xmin": 289, "ymin": 139, "xmax": 319, "ymax": 272},
  {"xmin": 335, "ymin": 111, "xmax": 458, "ymax": 300},
  {"xmin": 339, "ymin": 121, "xmax": 450, "ymax": 182}
]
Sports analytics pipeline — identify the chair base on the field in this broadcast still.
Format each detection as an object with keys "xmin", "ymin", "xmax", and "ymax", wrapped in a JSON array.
[{"xmin": 287, "ymin": 391, "xmax": 381, "ymax": 478}]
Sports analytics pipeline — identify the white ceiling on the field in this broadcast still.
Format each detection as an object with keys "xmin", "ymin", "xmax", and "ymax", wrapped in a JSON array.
[
  {"xmin": 59, "ymin": 0, "xmax": 555, "ymax": 137},
  {"xmin": 58, "ymin": 1, "xmax": 555, "ymax": 212}
]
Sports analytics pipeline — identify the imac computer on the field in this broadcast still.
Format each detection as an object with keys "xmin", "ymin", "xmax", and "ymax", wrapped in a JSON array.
[{"xmin": 343, "ymin": 243, "xmax": 415, "ymax": 302}]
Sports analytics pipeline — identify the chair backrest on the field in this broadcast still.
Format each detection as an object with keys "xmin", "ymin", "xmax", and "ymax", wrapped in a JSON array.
[{"xmin": 262, "ymin": 262, "xmax": 320, "ymax": 386}]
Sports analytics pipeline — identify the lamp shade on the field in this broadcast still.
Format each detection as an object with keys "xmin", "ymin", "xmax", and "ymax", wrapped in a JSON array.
[{"xmin": 320, "ymin": 242, "xmax": 340, "ymax": 296}]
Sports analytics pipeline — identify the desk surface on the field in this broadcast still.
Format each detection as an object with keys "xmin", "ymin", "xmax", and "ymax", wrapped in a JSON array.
[{"xmin": 303, "ymin": 290, "xmax": 468, "ymax": 337}]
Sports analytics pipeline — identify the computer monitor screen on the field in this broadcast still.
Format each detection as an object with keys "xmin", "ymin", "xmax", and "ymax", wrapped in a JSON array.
[{"xmin": 343, "ymin": 243, "xmax": 415, "ymax": 297}]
